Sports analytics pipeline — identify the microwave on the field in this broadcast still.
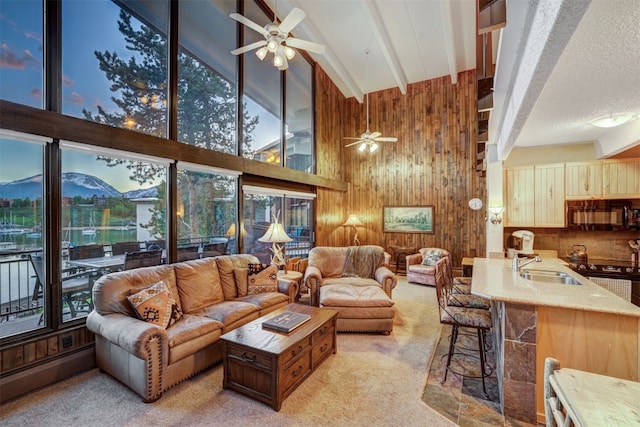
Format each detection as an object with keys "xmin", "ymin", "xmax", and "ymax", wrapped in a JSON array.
[{"xmin": 566, "ymin": 200, "xmax": 639, "ymax": 231}]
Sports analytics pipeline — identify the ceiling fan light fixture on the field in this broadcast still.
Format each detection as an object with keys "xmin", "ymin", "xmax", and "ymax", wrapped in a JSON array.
[
  {"xmin": 273, "ymin": 53, "xmax": 284, "ymax": 68},
  {"xmin": 267, "ymin": 39, "xmax": 279, "ymax": 53},
  {"xmin": 255, "ymin": 46, "xmax": 268, "ymax": 60},
  {"xmin": 591, "ymin": 113, "xmax": 636, "ymax": 128},
  {"xmin": 358, "ymin": 142, "xmax": 367, "ymax": 152},
  {"xmin": 284, "ymin": 45, "xmax": 296, "ymax": 60},
  {"xmin": 369, "ymin": 142, "xmax": 379, "ymax": 152}
]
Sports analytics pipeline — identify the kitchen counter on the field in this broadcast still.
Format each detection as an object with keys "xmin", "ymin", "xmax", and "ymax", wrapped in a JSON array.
[
  {"xmin": 469, "ymin": 256, "xmax": 640, "ymax": 424},
  {"xmin": 471, "ymin": 257, "xmax": 640, "ymax": 317}
]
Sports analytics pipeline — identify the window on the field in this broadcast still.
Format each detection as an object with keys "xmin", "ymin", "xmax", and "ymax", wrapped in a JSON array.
[
  {"xmin": 242, "ymin": 185, "xmax": 314, "ymax": 262},
  {"xmin": 285, "ymin": 56, "xmax": 314, "ymax": 172},
  {"xmin": 242, "ymin": 1, "xmax": 282, "ymax": 164},
  {"xmin": 177, "ymin": 0, "xmax": 237, "ymax": 154},
  {"xmin": 60, "ymin": 141, "xmax": 169, "ymax": 322},
  {"xmin": 0, "ymin": 0, "xmax": 43, "ymax": 108},
  {"xmin": 61, "ymin": 0, "xmax": 169, "ymax": 137},
  {"xmin": 176, "ymin": 162, "xmax": 240, "ymax": 256},
  {"xmin": 0, "ymin": 131, "xmax": 47, "ymax": 338}
]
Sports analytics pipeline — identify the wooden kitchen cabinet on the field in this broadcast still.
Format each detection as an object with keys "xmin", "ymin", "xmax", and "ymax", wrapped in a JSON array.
[
  {"xmin": 602, "ymin": 159, "xmax": 640, "ymax": 199},
  {"xmin": 504, "ymin": 166, "xmax": 535, "ymax": 227},
  {"xmin": 565, "ymin": 161, "xmax": 602, "ymax": 199},
  {"xmin": 534, "ymin": 163, "xmax": 565, "ymax": 227}
]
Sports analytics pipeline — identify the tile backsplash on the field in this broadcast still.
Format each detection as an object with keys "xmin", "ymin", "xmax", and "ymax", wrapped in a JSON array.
[{"xmin": 504, "ymin": 227, "xmax": 640, "ymax": 261}]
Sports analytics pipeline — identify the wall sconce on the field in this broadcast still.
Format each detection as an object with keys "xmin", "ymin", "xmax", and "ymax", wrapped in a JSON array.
[
  {"xmin": 342, "ymin": 214, "xmax": 363, "ymax": 246},
  {"xmin": 489, "ymin": 206, "xmax": 504, "ymax": 224}
]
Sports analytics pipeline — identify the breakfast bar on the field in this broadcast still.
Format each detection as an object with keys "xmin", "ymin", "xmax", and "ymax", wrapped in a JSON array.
[{"xmin": 470, "ymin": 257, "xmax": 640, "ymax": 424}]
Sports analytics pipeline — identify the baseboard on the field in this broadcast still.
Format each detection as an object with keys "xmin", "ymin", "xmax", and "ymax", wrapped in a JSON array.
[{"xmin": 0, "ymin": 347, "xmax": 95, "ymax": 403}]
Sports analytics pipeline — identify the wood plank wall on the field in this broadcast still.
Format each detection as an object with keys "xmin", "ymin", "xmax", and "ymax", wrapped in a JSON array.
[{"xmin": 314, "ymin": 68, "xmax": 486, "ymax": 266}]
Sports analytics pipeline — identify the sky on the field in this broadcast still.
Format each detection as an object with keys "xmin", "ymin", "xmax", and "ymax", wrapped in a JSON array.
[{"xmin": 0, "ymin": 0, "xmax": 280, "ymax": 188}]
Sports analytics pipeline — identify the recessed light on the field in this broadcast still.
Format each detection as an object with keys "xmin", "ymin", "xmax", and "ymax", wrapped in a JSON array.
[{"xmin": 591, "ymin": 113, "xmax": 636, "ymax": 128}]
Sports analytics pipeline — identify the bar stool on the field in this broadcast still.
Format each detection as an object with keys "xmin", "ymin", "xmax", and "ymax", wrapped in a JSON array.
[{"xmin": 434, "ymin": 257, "xmax": 493, "ymax": 396}]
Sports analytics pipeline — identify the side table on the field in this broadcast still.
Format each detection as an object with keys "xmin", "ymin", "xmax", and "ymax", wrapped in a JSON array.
[
  {"xmin": 461, "ymin": 257, "xmax": 474, "ymax": 277},
  {"xmin": 389, "ymin": 246, "xmax": 416, "ymax": 275}
]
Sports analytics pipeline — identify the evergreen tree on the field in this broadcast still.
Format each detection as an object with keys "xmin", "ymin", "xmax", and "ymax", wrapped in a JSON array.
[{"xmin": 83, "ymin": 10, "xmax": 257, "ymax": 238}]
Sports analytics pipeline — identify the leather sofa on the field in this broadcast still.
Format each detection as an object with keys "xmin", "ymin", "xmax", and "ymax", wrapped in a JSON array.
[
  {"xmin": 86, "ymin": 254, "xmax": 297, "ymax": 402},
  {"xmin": 304, "ymin": 246, "xmax": 397, "ymax": 333},
  {"xmin": 406, "ymin": 248, "xmax": 451, "ymax": 286}
]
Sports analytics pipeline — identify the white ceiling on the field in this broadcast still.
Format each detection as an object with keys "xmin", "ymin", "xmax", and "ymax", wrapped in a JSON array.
[{"xmin": 266, "ymin": 0, "xmax": 640, "ymax": 161}]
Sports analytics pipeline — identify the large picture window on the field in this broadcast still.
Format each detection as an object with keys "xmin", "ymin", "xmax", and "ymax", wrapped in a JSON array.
[
  {"xmin": 62, "ymin": 0, "xmax": 169, "ymax": 137},
  {"xmin": 59, "ymin": 141, "xmax": 169, "ymax": 322},
  {"xmin": 0, "ymin": 0, "xmax": 43, "ymax": 109},
  {"xmin": 0, "ymin": 131, "xmax": 47, "ymax": 338}
]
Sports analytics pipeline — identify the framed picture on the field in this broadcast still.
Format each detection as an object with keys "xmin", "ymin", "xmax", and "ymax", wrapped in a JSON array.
[{"xmin": 383, "ymin": 206, "xmax": 434, "ymax": 234}]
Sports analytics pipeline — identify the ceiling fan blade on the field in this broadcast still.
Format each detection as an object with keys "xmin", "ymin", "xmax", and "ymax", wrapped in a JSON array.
[
  {"xmin": 345, "ymin": 140, "xmax": 365, "ymax": 148},
  {"xmin": 285, "ymin": 38, "xmax": 326, "ymax": 54},
  {"xmin": 374, "ymin": 137, "xmax": 398, "ymax": 142},
  {"xmin": 231, "ymin": 40, "xmax": 267, "ymax": 55},
  {"xmin": 344, "ymin": 137, "xmax": 363, "ymax": 140},
  {"xmin": 229, "ymin": 13, "xmax": 268, "ymax": 36},
  {"xmin": 369, "ymin": 131, "xmax": 382, "ymax": 139},
  {"xmin": 279, "ymin": 7, "xmax": 306, "ymax": 34}
]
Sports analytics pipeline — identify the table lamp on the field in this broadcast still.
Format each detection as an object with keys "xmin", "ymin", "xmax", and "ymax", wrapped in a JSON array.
[
  {"xmin": 342, "ymin": 214, "xmax": 363, "ymax": 246},
  {"xmin": 258, "ymin": 220, "xmax": 293, "ymax": 271}
]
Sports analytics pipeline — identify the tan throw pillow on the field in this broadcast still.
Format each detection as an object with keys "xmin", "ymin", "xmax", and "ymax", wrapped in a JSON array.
[
  {"xmin": 247, "ymin": 263, "xmax": 278, "ymax": 295},
  {"xmin": 421, "ymin": 249, "xmax": 444, "ymax": 266},
  {"xmin": 127, "ymin": 281, "xmax": 183, "ymax": 329}
]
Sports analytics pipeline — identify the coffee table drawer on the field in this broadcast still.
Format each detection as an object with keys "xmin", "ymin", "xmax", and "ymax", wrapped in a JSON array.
[
  {"xmin": 280, "ymin": 349, "xmax": 312, "ymax": 395},
  {"xmin": 312, "ymin": 328, "xmax": 335, "ymax": 364},
  {"xmin": 281, "ymin": 335, "xmax": 311, "ymax": 366},
  {"xmin": 227, "ymin": 344, "xmax": 271, "ymax": 371}
]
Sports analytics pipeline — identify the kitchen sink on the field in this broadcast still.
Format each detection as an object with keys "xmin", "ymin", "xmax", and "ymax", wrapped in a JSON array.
[{"xmin": 519, "ymin": 269, "xmax": 583, "ymax": 285}]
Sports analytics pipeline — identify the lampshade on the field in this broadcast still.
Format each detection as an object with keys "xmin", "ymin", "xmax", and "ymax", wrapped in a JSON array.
[
  {"xmin": 258, "ymin": 223, "xmax": 293, "ymax": 243},
  {"xmin": 342, "ymin": 214, "xmax": 363, "ymax": 227}
]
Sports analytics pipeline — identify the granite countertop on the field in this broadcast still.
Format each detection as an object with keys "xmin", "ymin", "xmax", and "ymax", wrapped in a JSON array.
[{"xmin": 470, "ymin": 257, "xmax": 640, "ymax": 317}]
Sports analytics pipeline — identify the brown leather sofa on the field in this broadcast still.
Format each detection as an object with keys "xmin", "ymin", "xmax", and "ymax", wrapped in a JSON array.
[
  {"xmin": 86, "ymin": 254, "xmax": 297, "ymax": 402},
  {"xmin": 406, "ymin": 248, "xmax": 451, "ymax": 286}
]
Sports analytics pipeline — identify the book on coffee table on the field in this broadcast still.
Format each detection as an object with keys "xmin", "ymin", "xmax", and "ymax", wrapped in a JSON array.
[{"xmin": 262, "ymin": 311, "xmax": 312, "ymax": 333}]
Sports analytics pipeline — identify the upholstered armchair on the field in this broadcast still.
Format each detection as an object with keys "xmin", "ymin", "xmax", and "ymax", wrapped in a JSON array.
[
  {"xmin": 304, "ymin": 246, "xmax": 396, "ymax": 307},
  {"xmin": 406, "ymin": 247, "xmax": 451, "ymax": 286}
]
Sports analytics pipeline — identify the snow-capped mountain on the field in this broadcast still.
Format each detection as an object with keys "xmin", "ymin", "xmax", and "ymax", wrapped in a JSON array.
[{"xmin": 0, "ymin": 173, "xmax": 158, "ymax": 200}]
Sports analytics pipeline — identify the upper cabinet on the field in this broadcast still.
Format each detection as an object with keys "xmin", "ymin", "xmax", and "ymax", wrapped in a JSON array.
[
  {"xmin": 534, "ymin": 163, "xmax": 565, "ymax": 227},
  {"xmin": 565, "ymin": 161, "xmax": 602, "ymax": 200},
  {"xmin": 504, "ymin": 166, "xmax": 535, "ymax": 227},
  {"xmin": 602, "ymin": 159, "xmax": 640, "ymax": 199}
]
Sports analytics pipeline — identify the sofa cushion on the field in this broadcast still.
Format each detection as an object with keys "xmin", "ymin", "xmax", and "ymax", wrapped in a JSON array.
[
  {"xmin": 215, "ymin": 254, "xmax": 261, "ymax": 300},
  {"xmin": 421, "ymin": 249, "xmax": 445, "ymax": 266},
  {"xmin": 166, "ymin": 313, "xmax": 223, "ymax": 348},
  {"xmin": 407, "ymin": 263, "xmax": 437, "ymax": 275},
  {"xmin": 174, "ymin": 258, "xmax": 224, "ymax": 313},
  {"xmin": 192, "ymin": 300, "xmax": 260, "ymax": 331},
  {"xmin": 322, "ymin": 277, "xmax": 382, "ymax": 288},
  {"xmin": 320, "ymin": 284, "xmax": 394, "ymax": 307},
  {"xmin": 236, "ymin": 292, "xmax": 289, "ymax": 313},
  {"xmin": 232, "ymin": 268, "xmax": 249, "ymax": 296},
  {"xmin": 127, "ymin": 281, "xmax": 183, "ymax": 329},
  {"xmin": 247, "ymin": 263, "xmax": 278, "ymax": 294}
]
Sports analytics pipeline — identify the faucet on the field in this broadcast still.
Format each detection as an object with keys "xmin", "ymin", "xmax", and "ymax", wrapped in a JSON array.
[{"xmin": 512, "ymin": 255, "xmax": 542, "ymax": 271}]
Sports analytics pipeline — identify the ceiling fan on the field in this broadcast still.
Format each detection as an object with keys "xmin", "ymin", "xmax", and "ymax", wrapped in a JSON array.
[
  {"xmin": 229, "ymin": 6, "xmax": 325, "ymax": 71},
  {"xmin": 344, "ymin": 51, "xmax": 398, "ymax": 153}
]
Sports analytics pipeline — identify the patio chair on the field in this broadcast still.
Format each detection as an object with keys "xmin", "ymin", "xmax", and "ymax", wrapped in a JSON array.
[
  {"xmin": 202, "ymin": 242, "xmax": 228, "ymax": 258},
  {"xmin": 30, "ymin": 253, "xmax": 94, "ymax": 323},
  {"xmin": 123, "ymin": 249, "xmax": 163, "ymax": 270},
  {"xmin": 68, "ymin": 243, "xmax": 105, "ymax": 260},
  {"xmin": 111, "ymin": 241, "xmax": 141, "ymax": 255},
  {"xmin": 177, "ymin": 245, "xmax": 200, "ymax": 262}
]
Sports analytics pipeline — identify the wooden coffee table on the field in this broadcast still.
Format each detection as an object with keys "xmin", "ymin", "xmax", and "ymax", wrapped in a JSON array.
[{"xmin": 221, "ymin": 303, "xmax": 338, "ymax": 411}]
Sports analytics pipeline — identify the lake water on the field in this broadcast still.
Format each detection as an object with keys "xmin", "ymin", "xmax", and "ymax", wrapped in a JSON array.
[{"xmin": 1, "ymin": 227, "xmax": 140, "ymax": 252}]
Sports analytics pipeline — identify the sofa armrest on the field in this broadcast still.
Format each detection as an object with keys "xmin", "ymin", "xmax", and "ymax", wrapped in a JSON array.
[
  {"xmin": 86, "ymin": 311, "xmax": 168, "ymax": 361},
  {"xmin": 406, "ymin": 253, "xmax": 423, "ymax": 266},
  {"xmin": 304, "ymin": 265, "xmax": 323, "ymax": 306},
  {"xmin": 277, "ymin": 278, "xmax": 298, "ymax": 303},
  {"xmin": 374, "ymin": 266, "xmax": 398, "ymax": 298}
]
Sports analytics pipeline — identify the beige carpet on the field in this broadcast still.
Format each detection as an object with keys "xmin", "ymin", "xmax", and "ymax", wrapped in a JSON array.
[{"xmin": 1, "ymin": 278, "xmax": 455, "ymax": 427}]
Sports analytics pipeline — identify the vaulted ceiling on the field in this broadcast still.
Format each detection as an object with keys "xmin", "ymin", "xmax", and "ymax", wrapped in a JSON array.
[{"xmin": 265, "ymin": 0, "xmax": 640, "ymax": 161}]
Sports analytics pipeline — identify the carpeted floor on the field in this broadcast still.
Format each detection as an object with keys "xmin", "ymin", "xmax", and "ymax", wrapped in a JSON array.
[{"xmin": 1, "ymin": 278, "xmax": 459, "ymax": 427}]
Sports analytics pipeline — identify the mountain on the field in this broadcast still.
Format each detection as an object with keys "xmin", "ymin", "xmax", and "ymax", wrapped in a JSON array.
[{"xmin": 0, "ymin": 173, "xmax": 158, "ymax": 200}]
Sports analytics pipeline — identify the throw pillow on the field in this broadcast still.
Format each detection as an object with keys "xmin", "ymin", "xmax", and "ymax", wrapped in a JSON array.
[
  {"xmin": 247, "ymin": 263, "xmax": 278, "ymax": 295},
  {"xmin": 127, "ymin": 281, "xmax": 183, "ymax": 329},
  {"xmin": 421, "ymin": 249, "xmax": 444, "ymax": 266}
]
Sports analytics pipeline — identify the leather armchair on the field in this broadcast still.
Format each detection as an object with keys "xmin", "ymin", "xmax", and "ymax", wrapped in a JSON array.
[{"xmin": 406, "ymin": 248, "xmax": 451, "ymax": 286}]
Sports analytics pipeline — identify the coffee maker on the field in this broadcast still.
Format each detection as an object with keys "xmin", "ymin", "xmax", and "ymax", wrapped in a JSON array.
[{"xmin": 511, "ymin": 230, "xmax": 535, "ymax": 255}]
